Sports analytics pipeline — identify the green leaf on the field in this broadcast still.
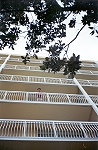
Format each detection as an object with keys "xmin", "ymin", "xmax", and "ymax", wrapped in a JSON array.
[{"xmin": 90, "ymin": 30, "xmax": 95, "ymax": 35}]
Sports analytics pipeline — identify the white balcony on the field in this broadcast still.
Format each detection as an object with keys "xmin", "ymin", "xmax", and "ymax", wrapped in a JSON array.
[
  {"xmin": 6, "ymin": 58, "xmax": 43, "ymax": 66},
  {"xmin": 81, "ymin": 63, "xmax": 97, "ymax": 68},
  {"xmin": 0, "ymin": 74, "xmax": 98, "ymax": 95},
  {"xmin": 0, "ymin": 74, "xmax": 75, "ymax": 85},
  {"xmin": 76, "ymin": 70, "xmax": 98, "ymax": 80},
  {"xmin": 1, "ymin": 64, "xmax": 98, "ymax": 80},
  {"xmin": 4, "ymin": 64, "xmax": 40, "ymax": 71},
  {"xmin": 0, "ymin": 74, "xmax": 98, "ymax": 87},
  {"xmin": 0, "ymin": 90, "xmax": 90, "ymax": 105},
  {"xmin": 0, "ymin": 90, "xmax": 97, "ymax": 121},
  {"xmin": 78, "ymin": 79, "xmax": 98, "ymax": 86},
  {"xmin": 0, "ymin": 74, "xmax": 79, "ymax": 94},
  {"xmin": 3, "ymin": 64, "xmax": 98, "ymax": 75},
  {"xmin": 0, "ymin": 119, "xmax": 98, "ymax": 141},
  {"xmin": 81, "ymin": 63, "xmax": 98, "ymax": 71},
  {"xmin": 2, "ymin": 64, "xmax": 64, "ymax": 78},
  {"xmin": 6, "ymin": 57, "xmax": 98, "ymax": 68},
  {"xmin": 0, "ymin": 90, "xmax": 97, "ymax": 107}
]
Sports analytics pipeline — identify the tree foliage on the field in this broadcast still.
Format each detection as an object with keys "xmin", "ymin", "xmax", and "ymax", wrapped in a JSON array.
[
  {"xmin": 0, "ymin": 0, "xmax": 98, "ymax": 78},
  {"xmin": 0, "ymin": 0, "xmax": 98, "ymax": 50}
]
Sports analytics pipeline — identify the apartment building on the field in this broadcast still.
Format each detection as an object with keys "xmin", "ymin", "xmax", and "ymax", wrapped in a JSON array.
[{"xmin": 0, "ymin": 53, "xmax": 98, "ymax": 150}]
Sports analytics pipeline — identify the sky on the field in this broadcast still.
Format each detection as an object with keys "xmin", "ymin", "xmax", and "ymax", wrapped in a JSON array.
[
  {"xmin": 0, "ymin": 0, "xmax": 98, "ymax": 61},
  {"xmin": 0, "ymin": 22, "xmax": 98, "ymax": 61}
]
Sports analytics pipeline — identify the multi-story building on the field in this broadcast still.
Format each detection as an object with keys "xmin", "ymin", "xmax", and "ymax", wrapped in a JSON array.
[{"xmin": 0, "ymin": 53, "xmax": 98, "ymax": 150}]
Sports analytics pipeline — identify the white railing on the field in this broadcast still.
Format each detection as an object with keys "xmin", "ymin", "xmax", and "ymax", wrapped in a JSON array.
[
  {"xmin": 81, "ymin": 63, "xmax": 97, "ymax": 68},
  {"xmin": 8, "ymin": 58, "xmax": 43, "ymax": 64},
  {"xmin": 0, "ymin": 56, "xmax": 98, "ymax": 67},
  {"xmin": 0, "ymin": 74, "xmax": 75, "ymax": 85},
  {"xmin": 4, "ymin": 64, "xmax": 40, "ymax": 71},
  {"xmin": 77, "ymin": 79, "xmax": 98, "ymax": 86},
  {"xmin": 0, "ymin": 90, "xmax": 89, "ymax": 105},
  {"xmin": 2, "ymin": 64, "xmax": 98, "ymax": 76},
  {"xmin": 89, "ymin": 95, "xmax": 98, "ymax": 106},
  {"xmin": 7, "ymin": 58, "xmax": 98, "ymax": 68},
  {"xmin": 0, "ymin": 54, "xmax": 11, "ymax": 72},
  {"xmin": 0, "ymin": 119, "xmax": 98, "ymax": 141},
  {"xmin": 0, "ymin": 57, "xmax": 7, "ymax": 61},
  {"xmin": 0, "ymin": 73, "xmax": 98, "ymax": 86},
  {"xmin": 77, "ymin": 70, "xmax": 98, "ymax": 75}
]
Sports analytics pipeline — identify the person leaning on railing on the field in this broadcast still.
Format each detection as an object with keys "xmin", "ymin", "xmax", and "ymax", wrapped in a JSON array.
[{"xmin": 37, "ymin": 88, "xmax": 42, "ymax": 101}]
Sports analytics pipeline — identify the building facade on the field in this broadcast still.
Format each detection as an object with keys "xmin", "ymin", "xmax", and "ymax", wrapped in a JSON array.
[{"xmin": 0, "ymin": 53, "xmax": 98, "ymax": 150}]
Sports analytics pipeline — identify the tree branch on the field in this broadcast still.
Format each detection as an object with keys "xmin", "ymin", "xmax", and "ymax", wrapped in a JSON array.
[{"xmin": 64, "ymin": 24, "xmax": 86, "ymax": 51}]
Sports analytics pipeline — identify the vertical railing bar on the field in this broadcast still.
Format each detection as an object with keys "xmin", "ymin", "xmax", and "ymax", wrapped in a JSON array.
[
  {"xmin": 1, "ymin": 122, "xmax": 3, "ymax": 136},
  {"xmin": 20, "ymin": 122, "xmax": 23, "ymax": 137},
  {"xmin": 10, "ymin": 75, "xmax": 13, "ymax": 81},
  {"xmin": 30, "ymin": 122, "xmax": 32, "ymax": 137},
  {"xmin": 87, "ymin": 80, "xmax": 92, "ymax": 85},
  {"xmin": 18, "ymin": 122, "xmax": 21, "ymax": 137},
  {"xmin": 36, "ymin": 122, "xmax": 38, "ymax": 137},
  {"xmin": 47, "ymin": 93, "xmax": 50, "ymax": 102},
  {"xmin": 5, "ymin": 121, "xmax": 7, "ymax": 136},
  {"xmin": 29, "ymin": 66, "xmax": 30, "ymax": 71},
  {"xmin": 39, "ymin": 122, "xmax": 42, "ymax": 137},
  {"xmin": 14, "ymin": 65, "xmax": 17, "ymax": 69},
  {"xmin": 52, "ymin": 122, "xmax": 57, "ymax": 137},
  {"xmin": 13, "ymin": 122, "xmax": 15, "ymax": 137},
  {"xmin": 11, "ymin": 122, "xmax": 13, "ymax": 136},
  {"xmin": 24, "ymin": 121, "xmax": 26, "ymax": 138},
  {"xmin": 41, "ymin": 122, "xmax": 43, "ymax": 137},
  {"xmin": 28, "ymin": 76, "xmax": 29, "ymax": 82},
  {"xmin": 26, "ymin": 92, "xmax": 28, "ymax": 102},
  {"xmin": 34, "ymin": 122, "xmax": 35, "ymax": 137},
  {"xmin": 44, "ymin": 77, "xmax": 46, "ymax": 83},
  {"xmin": 66, "ymin": 94, "xmax": 71, "ymax": 103},
  {"xmin": 2, "ymin": 122, "xmax": 4, "ymax": 136},
  {"xmin": 80, "ymin": 123, "xmax": 88, "ymax": 138},
  {"xmin": 17, "ymin": 121, "xmax": 19, "ymax": 136},
  {"xmin": 59, "ymin": 79, "xmax": 62, "ymax": 84},
  {"xmin": 90, "ymin": 71, "xmax": 93, "ymax": 74},
  {"xmin": 9, "ymin": 121, "xmax": 11, "ymax": 136},
  {"xmin": 3, "ymin": 122, "xmax": 5, "ymax": 136},
  {"xmin": 3, "ymin": 91, "xmax": 7, "ymax": 100}
]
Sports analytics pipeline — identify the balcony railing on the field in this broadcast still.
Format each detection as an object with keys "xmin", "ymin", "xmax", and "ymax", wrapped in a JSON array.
[
  {"xmin": 0, "ymin": 119, "xmax": 98, "ymax": 141},
  {"xmin": 77, "ymin": 70, "xmax": 98, "ymax": 75},
  {"xmin": 89, "ymin": 95, "xmax": 98, "ymax": 106},
  {"xmin": 0, "ymin": 74, "xmax": 98, "ymax": 87},
  {"xmin": 7, "ymin": 59, "xmax": 98, "ymax": 68},
  {"xmin": 0, "ymin": 56, "xmax": 98, "ymax": 67},
  {"xmin": 7, "ymin": 58, "xmax": 98, "ymax": 68},
  {"xmin": 78, "ymin": 79, "xmax": 98, "ymax": 86},
  {"xmin": 81, "ymin": 63, "xmax": 97, "ymax": 68},
  {"xmin": 0, "ymin": 90, "xmax": 90, "ymax": 105},
  {"xmin": 8, "ymin": 58, "xmax": 43, "ymax": 64},
  {"xmin": 0, "ymin": 74, "xmax": 75, "ymax": 85},
  {"xmin": 0, "ymin": 57, "xmax": 7, "ymax": 61},
  {"xmin": 4, "ymin": 64, "xmax": 41, "ymax": 71},
  {"xmin": 2, "ymin": 64, "xmax": 98, "ymax": 76}
]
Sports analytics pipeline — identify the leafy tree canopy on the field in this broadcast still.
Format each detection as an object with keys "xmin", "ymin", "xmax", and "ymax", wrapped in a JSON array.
[
  {"xmin": 0, "ymin": 0, "xmax": 98, "ymax": 78},
  {"xmin": 0, "ymin": 0, "xmax": 98, "ymax": 50}
]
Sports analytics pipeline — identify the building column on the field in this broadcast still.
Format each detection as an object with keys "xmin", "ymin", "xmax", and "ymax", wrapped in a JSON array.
[
  {"xmin": 0, "ymin": 54, "xmax": 11, "ymax": 73},
  {"xmin": 73, "ymin": 77, "xmax": 98, "ymax": 115}
]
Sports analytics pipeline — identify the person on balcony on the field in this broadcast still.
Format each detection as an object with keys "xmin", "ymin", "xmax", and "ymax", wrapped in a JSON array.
[{"xmin": 37, "ymin": 88, "xmax": 42, "ymax": 101}]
